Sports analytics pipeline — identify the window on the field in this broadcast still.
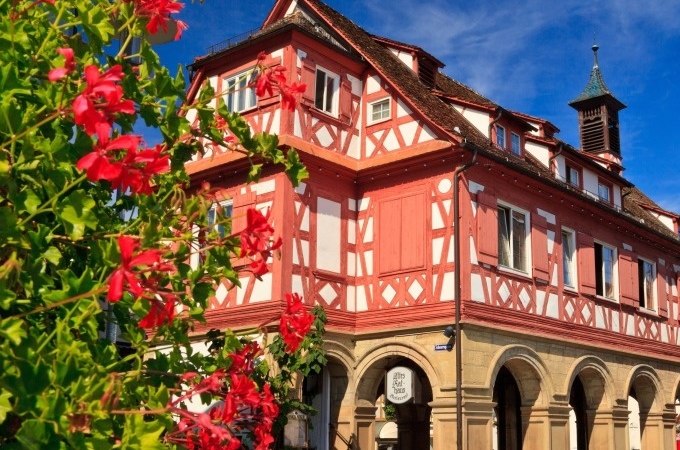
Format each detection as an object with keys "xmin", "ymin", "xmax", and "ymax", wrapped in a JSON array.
[
  {"xmin": 314, "ymin": 67, "xmax": 339, "ymax": 114},
  {"xmin": 369, "ymin": 98, "xmax": 391, "ymax": 124},
  {"xmin": 566, "ymin": 165, "xmax": 580, "ymax": 188},
  {"xmin": 495, "ymin": 125, "xmax": 506, "ymax": 149},
  {"xmin": 207, "ymin": 201, "xmax": 233, "ymax": 238},
  {"xmin": 594, "ymin": 242, "xmax": 616, "ymax": 299},
  {"xmin": 510, "ymin": 132, "xmax": 521, "ymax": 155},
  {"xmin": 562, "ymin": 229, "xmax": 577, "ymax": 288},
  {"xmin": 597, "ymin": 182, "xmax": 611, "ymax": 203},
  {"xmin": 223, "ymin": 71, "xmax": 257, "ymax": 112},
  {"xmin": 638, "ymin": 258, "xmax": 656, "ymax": 310},
  {"xmin": 498, "ymin": 204, "xmax": 529, "ymax": 272}
]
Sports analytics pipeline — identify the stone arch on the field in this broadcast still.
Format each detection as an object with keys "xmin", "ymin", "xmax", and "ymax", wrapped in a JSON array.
[
  {"xmin": 354, "ymin": 342, "xmax": 441, "ymax": 404},
  {"xmin": 563, "ymin": 355, "xmax": 615, "ymax": 409},
  {"xmin": 624, "ymin": 364, "xmax": 664, "ymax": 414},
  {"xmin": 324, "ymin": 339, "xmax": 355, "ymax": 377},
  {"xmin": 485, "ymin": 344, "xmax": 553, "ymax": 407}
]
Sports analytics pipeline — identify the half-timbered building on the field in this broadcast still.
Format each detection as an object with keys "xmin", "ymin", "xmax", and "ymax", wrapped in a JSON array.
[{"xmin": 184, "ymin": 1, "xmax": 680, "ymax": 449}]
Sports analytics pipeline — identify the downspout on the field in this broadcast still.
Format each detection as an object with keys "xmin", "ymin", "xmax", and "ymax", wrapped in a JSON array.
[
  {"xmin": 453, "ymin": 139, "xmax": 477, "ymax": 450},
  {"xmin": 548, "ymin": 142, "xmax": 564, "ymax": 175},
  {"xmin": 488, "ymin": 109, "xmax": 503, "ymax": 146}
]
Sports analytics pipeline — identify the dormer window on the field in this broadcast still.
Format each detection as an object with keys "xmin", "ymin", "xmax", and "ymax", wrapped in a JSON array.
[
  {"xmin": 314, "ymin": 67, "xmax": 339, "ymax": 115},
  {"xmin": 597, "ymin": 181, "xmax": 611, "ymax": 203},
  {"xmin": 566, "ymin": 165, "xmax": 581, "ymax": 188},
  {"xmin": 510, "ymin": 132, "xmax": 521, "ymax": 155},
  {"xmin": 495, "ymin": 125, "xmax": 506, "ymax": 149}
]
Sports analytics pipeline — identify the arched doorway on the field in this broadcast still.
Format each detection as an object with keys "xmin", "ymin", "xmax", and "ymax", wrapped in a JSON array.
[
  {"xmin": 627, "ymin": 368, "xmax": 662, "ymax": 450},
  {"xmin": 303, "ymin": 357, "xmax": 350, "ymax": 449},
  {"xmin": 354, "ymin": 354, "xmax": 435, "ymax": 450},
  {"xmin": 569, "ymin": 376, "xmax": 588, "ymax": 450},
  {"xmin": 493, "ymin": 366, "xmax": 522, "ymax": 450}
]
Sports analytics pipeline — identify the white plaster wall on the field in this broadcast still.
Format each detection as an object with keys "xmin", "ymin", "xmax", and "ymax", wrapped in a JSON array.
[
  {"xmin": 582, "ymin": 168, "xmax": 599, "ymax": 198},
  {"xmin": 555, "ymin": 155, "xmax": 566, "ymax": 182},
  {"xmin": 316, "ymin": 197, "xmax": 341, "ymax": 273},
  {"xmin": 389, "ymin": 48, "xmax": 414, "ymax": 71},
  {"xmin": 453, "ymin": 105, "xmax": 489, "ymax": 138},
  {"xmin": 525, "ymin": 141, "xmax": 550, "ymax": 168},
  {"xmin": 366, "ymin": 75, "xmax": 382, "ymax": 95},
  {"xmin": 208, "ymin": 76, "xmax": 218, "ymax": 108},
  {"xmin": 612, "ymin": 184, "xmax": 622, "ymax": 209},
  {"xmin": 653, "ymin": 212, "xmax": 676, "ymax": 231}
]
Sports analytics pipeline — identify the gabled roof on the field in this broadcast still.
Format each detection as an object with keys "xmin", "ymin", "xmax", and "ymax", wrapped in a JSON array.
[{"xmin": 370, "ymin": 33, "xmax": 445, "ymax": 68}]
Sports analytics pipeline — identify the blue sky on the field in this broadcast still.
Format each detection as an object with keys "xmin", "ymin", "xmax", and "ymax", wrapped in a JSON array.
[{"xmin": 155, "ymin": 0, "xmax": 680, "ymax": 212}]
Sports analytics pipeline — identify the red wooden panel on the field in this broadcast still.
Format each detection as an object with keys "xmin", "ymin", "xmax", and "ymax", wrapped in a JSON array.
[
  {"xmin": 577, "ymin": 232, "xmax": 596, "ymax": 296},
  {"xmin": 301, "ymin": 57, "xmax": 316, "ymax": 105},
  {"xmin": 619, "ymin": 249, "xmax": 637, "ymax": 307},
  {"xmin": 531, "ymin": 213, "xmax": 549, "ymax": 282},
  {"xmin": 476, "ymin": 190, "xmax": 498, "ymax": 265},
  {"xmin": 401, "ymin": 193, "xmax": 425, "ymax": 270},
  {"xmin": 339, "ymin": 77, "xmax": 352, "ymax": 121},
  {"xmin": 379, "ymin": 198, "xmax": 402, "ymax": 273},
  {"xmin": 658, "ymin": 263, "xmax": 669, "ymax": 318}
]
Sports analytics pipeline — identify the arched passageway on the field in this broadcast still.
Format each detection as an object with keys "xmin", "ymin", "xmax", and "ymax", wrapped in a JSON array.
[
  {"xmin": 493, "ymin": 366, "xmax": 523, "ymax": 450},
  {"xmin": 627, "ymin": 369, "xmax": 662, "ymax": 450}
]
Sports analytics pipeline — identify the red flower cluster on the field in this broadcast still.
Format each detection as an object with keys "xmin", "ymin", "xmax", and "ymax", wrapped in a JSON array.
[
  {"xmin": 76, "ymin": 135, "xmax": 169, "ymax": 194},
  {"xmin": 48, "ymin": 47, "xmax": 75, "ymax": 82},
  {"xmin": 279, "ymin": 293, "xmax": 314, "ymax": 353},
  {"xmin": 73, "ymin": 65, "xmax": 135, "ymax": 140},
  {"xmin": 166, "ymin": 342, "xmax": 278, "ymax": 449},
  {"xmin": 107, "ymin": 236, "xmax": 176, "ymax": 327},
  {"xmin": 239, "ymin": 208, "xmax": 282, "ymax": 277},
  {"xmin": 131, "ymin": 0, "xmax": 188, "ymax": 41},
  {"xmin": 251, "ymin": 52, "xmax": 306, "ymax": 111}
]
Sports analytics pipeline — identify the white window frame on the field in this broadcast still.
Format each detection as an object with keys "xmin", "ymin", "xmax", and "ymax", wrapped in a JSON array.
[
  {"xmin": 497, "ymin": 202, "xmax": 530, "ymax": 273},
  {"xmin": 495, "ymin": 124, "xmax": 506, "ymax": 149},
  {"xmin": 594, "ymin": 240, "xmax": 617, "ymax": 300},
  {"xmin": 510, "ymin": 132, "xmax": 521, "ymax": 155},
  {"xmin": 566, "ymin": 165, "xmax": 580, "ymax": 188},
  {"xmin": 368, "ymin": 97, "xmax": 391, "ymax": 125},
  {"xmin": 562, "ymin": 228, "xmax": 577, "ymax": 289},
  {"xmin": 638, "ymin": 257, "xmax": 657, "ymax": 311},
  {"xmin": 597, "ymin": 181, "xmax": 611, "ymax": 203},
  {"xmin": 223, "ymin": 70, "xmax": 257, "ymax": 113},
  {"xmin": 207, "ymin": 200, "xmax": 233, "ymax": 238},
  {"xmin": 314, "ymin": 66, "xmax": 340, "ymax": 116}
]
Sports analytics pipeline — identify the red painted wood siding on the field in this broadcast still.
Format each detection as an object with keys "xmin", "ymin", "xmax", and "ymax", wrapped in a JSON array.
[
  {"xmin": 476, "ymin": 190, "xmax": 498, "ymax": 265},
  {"xmin": 531, "ymin": 212, "xmax": 550, "ymax": 282},
  {"xmin": 619, "ymin": 248, "xmax": 637, "ymax": 307},
  {"xmin": 577, "ymin": 232, "xmax": 597, "ymax": 296}
]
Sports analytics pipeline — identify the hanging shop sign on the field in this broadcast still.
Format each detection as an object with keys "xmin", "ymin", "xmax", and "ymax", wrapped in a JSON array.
[{"xmin": 385, "ymin": 366, "xmax": 414, "ymax": 404}]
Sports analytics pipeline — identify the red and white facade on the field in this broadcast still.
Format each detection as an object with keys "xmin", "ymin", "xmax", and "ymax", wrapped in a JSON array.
[{"xmin": 185, "ymin": 1, "xmax": 680, "ymax": 449}]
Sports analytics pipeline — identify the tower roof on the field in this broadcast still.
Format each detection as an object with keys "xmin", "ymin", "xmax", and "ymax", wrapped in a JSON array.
[{"xmin": 569, "ymin": 45, "xmax": 625, "ymax": 110}]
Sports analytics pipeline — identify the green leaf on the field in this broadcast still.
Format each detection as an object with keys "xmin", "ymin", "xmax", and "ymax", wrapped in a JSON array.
[
  {"xmin": 0, "ymin": 317, "xmax": 26, "ymax": 346},
  {"xmin": 42, "ymin": 246, "xmax": 62, "ymax": 266},
  {"xmin": 16, "ymin": 189, "xmax": 41, "ymax": 215},
  {"xmin": 122, "ymin": 414, "xmax": 165, "ymax": 449},
  {"xmin": 0, "ymin": 390, "xmax": 11, "ymax": 424},
  {"xmin": 285, "ymin": 149, "xmax": 309, "ymax": 186},
  {"xmin": 57, "ymin": 190, "xmax": 98, "ymax": 240},
  {"xmin": 77, "ymin": 4, "xmax": 115, "ymax": 47}
]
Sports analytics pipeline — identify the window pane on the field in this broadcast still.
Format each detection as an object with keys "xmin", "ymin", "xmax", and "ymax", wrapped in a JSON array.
[
  {"xmin": 315, "ymin": 70, "xmax": 326, "ymax": 110},
  {"xmin": 237, "ymin": 76, "xmax": 247, "ymax": 111},
  {"xmin": 325, "ymin": 76, "xmax": 335, "ymax": 112},
  {"xmin": 226, "ymin": 79, "xmax": 235, "ymax": 112},
  {"xmin": 643, "ymin": 262, "xmax": 655, "ymax": 308},
  {"xmin": 511, "ymin": 133, "xmax": 520, "ymax": 155},
  {"xmin": 496, "ymin": 125, "xmax": 505, "ymax": 148},
  {"xmin": 598, "ymin": 183, "xmax": 610, "ymax": 202},
  {"xmin": 498, "ymin": 207, "xmax": 510, "ymax": 267},
  {"xmin": 603, "ymin": 246, "xmax": 614, "ymax": 298},
  {"xmin": 512, "ymin": 211, "xmax": 526, "ymax": 271},
  {"xmin": 595, "ymin": 243, "xmax": 603, "ymax": 295},
  {"xmin": 562, "ymin": 231, "xmax": 574, "ymax": 286}
]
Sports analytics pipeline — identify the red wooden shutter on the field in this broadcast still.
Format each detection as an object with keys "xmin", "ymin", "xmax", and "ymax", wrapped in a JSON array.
[
  {"xmin": 577, "ymin": 232, "xmax": 596, "ymax": 296},
  {"xmin": 657, "ymin": 262, "xmax": 669, "ymax": 318},
  {"xmin": 618, "ymin": 248, "xmax": 638, "ymax": 307},
  {"xmin": 339, "ymin": 76, "xmax": 352, "ymax": 122},
  {"xmin": 401, "ymin": 193, "xmax": 425, "ymax": 270},
  {"xmin": 531, "ymin": 213, "xmax": 549, "ymax": 282},
  {"xmin": 476, "ymin": 190, "xmax": 498, "ymax": 266},
  {"xmin": 379, "ymin": 198, "xmax": 402, "ymax": 273},
  {"xmin": 232, "ymin": 192, "xmax": 256, "ymax": 234},
  {"xmin": 301, "ymin": 57, "xmax": 316, "ymax": 105}
]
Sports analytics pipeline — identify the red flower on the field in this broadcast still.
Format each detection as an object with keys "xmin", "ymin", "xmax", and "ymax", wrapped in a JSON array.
[
  {"xmin": 228, "ymin": 341, "xmax": 261, "ymax": 375},
  {"xmin": 118, "ymin": 144, "xmax": 170, "ymax": 195},
  {"xmin": 48, "ymin": 47, "xmax": 75, "ymax": 82},
  {"xmin": 138, "ymin": 296, "xmax": 176, "ymax": 328},
  {"xmin": 280, "ymin": 82, "xmax": 306, "ymax": 111},
  {"xmin": 239, "ymin": 208, "xmax": 282, "ymax": 277},
  {"xmin": 279, "ymin": 293, "xmax": 314, "ymax": 352},
  {"xmin": 73, "ymin": 65, "xmax": 135, "ymax": 139},
  {"xmin": 107, "ymin": 235, "xmax": 166, "ymax": 302},
  {"xmin": 76, "ymin": 134, "xmax": 139, "ymax": 184},
  {"xmin": 133, "ymin": 0, "xmax": 187, "ymax": 40},
  {"xmin": 250, "ymin": 62, "xmax": 306, "ymax": 111}
]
